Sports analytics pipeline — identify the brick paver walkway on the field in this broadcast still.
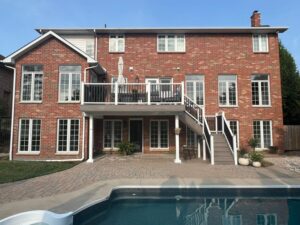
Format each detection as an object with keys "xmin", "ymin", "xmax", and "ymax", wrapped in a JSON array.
[{"xmin": 1, "ymin": 154, "xmax": 299, "ymax": 205}]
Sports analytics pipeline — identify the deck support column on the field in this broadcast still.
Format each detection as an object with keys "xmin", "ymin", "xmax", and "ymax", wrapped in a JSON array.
[
  {"xmin": 174, "ymin": 115, "xmax": 181, "ymax": 164},
  {"xmin": 197, "ymin": 137, "xmax": 201, "ymax": 158},
  {"xmin": 87, "ymin": 115, "xmax": 94, "ymax": 163},
  {"xmin": 202, "ymin": 137, "xmax": 206, "ymax": 160}
]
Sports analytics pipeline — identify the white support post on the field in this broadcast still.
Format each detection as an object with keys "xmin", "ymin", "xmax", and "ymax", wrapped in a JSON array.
[
  {"xmin": 174, "ymin": 115, "xmax": 181, "ymax": 164},
  {"xmin": 202, "ymin": 138, "xmax": 206, "ymax": 160},
  {"xmin": 210, "ymin": 135, "xmax": 214, "ymax": 165},
  {"xmin": 181, "ymin": 81, "xmax": 185, "ymax": 105},
  {"xmin": 114, "ymin": 83, "xmax": 118, "ymax": 105},
  {"xmin": 87, "ymin": 116, "xmax": 94, "ymax": 163},
  {"xmin": 81, "ymin": 82, "xmax": 84, "ymax": 105},
  {"xmin": 222, "ymin": 112, "xmax": 225, "ymax": 134},
  {"xmin": 215, "ymin": 113, "xmax": 218, "ymax": 133},
  {"xmin": 147, "ymin": 83, "xmax": 151, "ymax": 105},
  {"xmin": 197, "ymin": 137, "xmax": 201, "ymax": 158},
  {"xmin": 233, "ymin": 135, "xmax": 238, "ymax": 165}
]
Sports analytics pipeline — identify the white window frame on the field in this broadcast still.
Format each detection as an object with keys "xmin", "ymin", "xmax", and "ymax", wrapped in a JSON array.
[
  {"xmin": 58, "ymin": 68, "xmax": 81, "ymax": 103},
  {"xmin": 21, "ymin": 66, "xmax": 43, "ymax": 103},
  {"xmin": 103, "ymin": 120, "xmax": 123, "ymax": 150},
  {"xmin": 150, "ymin": 119, "xmax": 169, "ymax": 150},
  {"xmin": 218, "ymin": 75, "xmax": 238, "ymax": 107},
  {"xmin": 18, "ymin": 119, "xmax": 41, "ymax": 153},
  {"xmin": 253, "ymin": 120, "xmax": 273, "ymax": 149},
  {"xmin": 109, "ymin": 34, "xmax": 125, "ymax": 52},
  {"xmin": 185, "ymin": 75, "xmax": 205, "ymax": 106},
  {"xmin": 256, "ymin": 214, "xmax": 277, "ymax": 225},
  {"xmin": 157, "ymin": 34, "xmax": 186, "ymax": 52},
  {"xmin": 253, "ymin": 34, "xmax": 269, "ymax": 53},
  {"xmin": 145, "ymin": 77, "xmax": 173, "ymax": 94},
  {"xmin": 229, "ymin": 120, "xmax": 239, "ymax": 149},
  {"xmin": 56, "ymin": 119, "xmax": 80, "ymax": 153},
  {"xmin": 251, "ymin": 75, "xmax": 271, "ymax": 107}
]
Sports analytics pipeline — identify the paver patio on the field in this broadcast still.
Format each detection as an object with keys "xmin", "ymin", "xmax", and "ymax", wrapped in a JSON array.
[{"xmin": 0, "ymin": 154, "xmax": 300, "ymax": 219}]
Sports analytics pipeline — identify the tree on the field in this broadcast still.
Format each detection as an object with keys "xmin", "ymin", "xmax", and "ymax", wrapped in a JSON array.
[{"xmin": 279, "ymin": 42, "xmax": 300, "ymax": 125}]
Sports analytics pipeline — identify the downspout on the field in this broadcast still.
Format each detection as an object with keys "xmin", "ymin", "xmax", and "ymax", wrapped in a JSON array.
[
  {"xmin": 5, "ymin": 65, "xmax": 16, "ymax": 161},
  {"xmin": 94, "ymin": 29, "xmax": 97, "ymax": 60}
]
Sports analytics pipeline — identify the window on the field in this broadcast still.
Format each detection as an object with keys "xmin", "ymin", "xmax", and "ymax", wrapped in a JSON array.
[
  {"xmin": 109, "ymin": 35, "xmax": 125, "ymax": 52},
  {"xmin": 150, "ymin": 120, "xmax": 169, "ymax": 149},
  {"xmin": 253, "ymin": 34, "xmax": 269, "ymax": 52},
  {"xmin": 21, "ymin": 65, "xmax": 43, "ymax": 102},
  {"xmin": 104, "ymin": 120, "xmax": 122, "ymax": 149},
  {"xmin": 57, "ymin": 119, "xmax": 80, "ymax": 152},
  {"xmin": 229, "ymin": 120, "xmax": 239, "ymax": 149},
  {"xmin": 19, "ymin": 119, "xmax": 41, "ymax": 152},
  {"xmin": 186, "ymin": 126, "xmax": 197, "ymax": 147},
  {"xmin": 59, "ymin": 65, "xmax": 81, "ymax": 102},
  {"xmin": 186, "ymin": 75, "xmax": 204, "ymax": 105},
  {"xmin": 257, "ymin": 214, "xmax": 277, "ymax": 225},
  {"xmin": 145, "ymin": 78, "xmax": 173, "ymax": 95},
  {"xmin": 218, "ymin": 75, "xmax": 237, "ymax": 106},
  {"xmin": 86, "ymin": 39, "xmax": 94, "ymax": 58},
  {"xmin": 253, "ymin": 120, "xmax": 272, "ymax": 149},
  {"xmin": 157, "ymin": 35, "xmax": 185, "ymax": 52},
  {"xmin": 227, "ymin": 215, "xmax": 242, "ymax": 225},
  {"xmin": 251, "ymin": 75, "xmax": 270, "ymax": 106}
]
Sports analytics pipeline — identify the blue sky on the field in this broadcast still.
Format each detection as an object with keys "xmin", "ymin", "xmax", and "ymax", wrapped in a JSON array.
[{"xmin": 1, "ymin": 0, "xmax": 299, "ymax": 68}]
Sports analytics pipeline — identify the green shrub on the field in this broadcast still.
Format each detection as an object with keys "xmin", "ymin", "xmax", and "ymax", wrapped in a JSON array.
[
  {"xmin": 118, "ymin": 141, "xmax": 135, "ymax": 155},
  {"xmin": 248, "ymin": 138, "xmax": 259, "ymax": 151},
  {"xmin": 249, "ymin": 151, "xmax": 264, "ymax": 162},
  {"xmin": 269, "ymin": 146, "xmax": 278, "ymax": 154}
]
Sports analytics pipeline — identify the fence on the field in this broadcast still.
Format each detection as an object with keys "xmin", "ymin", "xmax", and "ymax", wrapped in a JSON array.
[
  {"xmin": 284, "ymin": 125, "xmax": 300, "ymax": 150},
  {"xmin": 0, "ymin": 117, "xmax": 11, "ymax": 153}
]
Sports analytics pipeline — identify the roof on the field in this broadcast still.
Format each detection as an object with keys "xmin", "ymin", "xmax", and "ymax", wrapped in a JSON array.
[
  {"xmin": 36, "ymin": 27, "xmax": 288, "ymax": 35},
  {"xmin": 2, "ymin": 31, "xmax": 98, "ymax": 64}
]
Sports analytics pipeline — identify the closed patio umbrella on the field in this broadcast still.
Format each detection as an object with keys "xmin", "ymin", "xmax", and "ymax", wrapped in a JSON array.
[{"xmin": 117, "ymin": 56, "xmax": 125, "ymax": 84}]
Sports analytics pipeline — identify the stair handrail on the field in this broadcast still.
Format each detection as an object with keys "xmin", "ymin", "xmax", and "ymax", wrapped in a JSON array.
[
  {"xmin": 217, "ymin": 112, "xmax": 238, "ymax": 165},
  {"xmin": 184, "ymin": 95, "xmax": 204, "ymax": 124},
  {"xmin": 203, "ymin": 116, "xmax": 214, "ymax": 165}
]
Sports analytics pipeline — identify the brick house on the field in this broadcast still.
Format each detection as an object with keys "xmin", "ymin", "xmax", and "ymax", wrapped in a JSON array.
[{"xmin": 2, "ymin": 11, "xmax": 287, "ymax": 164}]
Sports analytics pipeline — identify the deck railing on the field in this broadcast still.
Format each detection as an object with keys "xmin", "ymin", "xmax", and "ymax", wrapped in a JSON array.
[
  {"xmin": 184, "ymin": 95, "xmax": 204, "ymax": 124},
  {"xmin": 82, "ymin": 82, "xmax": 184, "ymax": 105}
]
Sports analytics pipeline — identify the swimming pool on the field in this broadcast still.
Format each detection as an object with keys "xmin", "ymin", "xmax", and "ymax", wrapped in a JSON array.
[{"xmin": 73, "ymin": 187, "xmax": 300, "ymax": 225}]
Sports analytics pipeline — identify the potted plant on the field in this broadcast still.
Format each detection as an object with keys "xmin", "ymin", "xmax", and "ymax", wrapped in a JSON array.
[
  {"xmin": 118, "ymin": 141, "xmax": 135, "ymax": 156},
  {"xmin": 248, "ymin": 137, "xmax": 259, "ymax": 151},
  {"xmin": 238, "ymin": 148, "xmax": 250, "ymax": 166},
  {"xmin": 249, "ymin": 151, "xmax": 264, "ymax": 167}
]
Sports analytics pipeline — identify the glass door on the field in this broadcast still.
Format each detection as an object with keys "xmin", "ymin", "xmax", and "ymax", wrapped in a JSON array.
[{"xmin": 186, "ymin": 75, "xmax": 204, "ymax": 106}]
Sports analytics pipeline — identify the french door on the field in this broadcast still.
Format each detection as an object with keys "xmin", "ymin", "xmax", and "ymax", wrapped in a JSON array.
[{"xmin": 186, "ymin": 75, "xmax": 204, "ymax": 106}]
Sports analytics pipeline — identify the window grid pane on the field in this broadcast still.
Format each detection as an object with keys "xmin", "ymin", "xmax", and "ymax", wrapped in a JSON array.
[
  {"xmin": 31, "ymin": 120, "xmax": 41, "ymax": 151},
  {"xmin": 253, "ymin": 121, "xmax": 261, "ymax": 148},
  {"xmin": 160, "ymin": 121, "xmax": 168, "ymax": 148},
  {"xmin": 58, "ymin": 120, "xmax": 68, "ymax": 151},
  {"xmin": 71, "ymin": 74, "xmax": 80, "ymax": 101},
  {"xmin": 219, "ymin": 81, "xmax": 227, "ymax": 105},
  {"xmin": 104, "ymin": 121, "xmax": 112, "ymax": 148},
  {"xmin": 228, "ymin": 82, "xmax": 237, "ymax": 105},
  {"xmin": 22, "ymin": 74, "xmax": 32, "ymax": 101},
  {"xmin": 252, "ymin": 82, "xmax": 260, "ymax": 105},
  {"xmin": 150, "ymin": 121, "xmax": 159, "ymax": 148},
  {"xmin": 33, "ymin": 74, "xmax": 43, "ymax": 101},
  {"xmin": 261, "ymin": 82, "xmax": 269, "ymax": 105},
  {"xmin": 70, "ymin": 120, "xmax": 79, "ymax": 151},
  {"xmin": 263, "ymin": 121, "xmax": 271, "ymax": 148},
  {"xmin": 60, "ymin": 74, "xmax": 69, "ymax": 101},
  {"xmin": 113, "ymin": 121, "xmax": 122, "ymax": 147},
  {"xmin": 19, "ymin": 119, "xmax": 30, "ymax": 151},
  {"xmin": 158, "ymin": 35, "xmax": 185, "ymax": 52}
]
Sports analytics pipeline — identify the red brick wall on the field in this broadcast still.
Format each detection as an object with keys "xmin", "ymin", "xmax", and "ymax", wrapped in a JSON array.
[
  {"xmin": 13, "ymin": 37, "xmax": 89, "ymax": 160},
  {"xmin": 97, "ymin": 33, "xmax": 284, "ymax": 150}
]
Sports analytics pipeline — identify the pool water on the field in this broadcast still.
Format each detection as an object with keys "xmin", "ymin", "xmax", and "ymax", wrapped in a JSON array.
[{"xmin": 73, "ymin": 188, "xmax": 300, "ymax": 225}]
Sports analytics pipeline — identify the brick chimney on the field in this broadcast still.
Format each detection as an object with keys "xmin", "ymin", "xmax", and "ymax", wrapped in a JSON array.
[{"xmin": 251, "ymin": 10, "xmax": 261, "ymax": 27}]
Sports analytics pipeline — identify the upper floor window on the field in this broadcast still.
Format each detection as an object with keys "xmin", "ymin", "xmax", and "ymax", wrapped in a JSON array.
[
  {"xmin": 157, "ymin": 34, "xmax": 185, "ymax": 52},
  {"xmin": 59, "ymin": 65, "xmax": 81, "ymax": 102},
  {"xmin": 253, "ymin": 34, "xmax": 268, "ymax": 53},
  {"xmin": 251, "ymin": 75, "xmax": 270, "ymax": 106},
  {"xmin": 109, "ymin": 35, "xmax": 125, "ymax": 52},
  {"xmin": 218, "ymin": 75, "xmax": 237, "ymax": 106},
  {"xmin": 21, "ymin": 65, "xmax": 43, "ymax": 102},
  {"xmin": 85, "ymin": 39, "xmax": 94, "ymax": 57},
  {"xmin": 186, "ymin": 75, "xmax": 204, "ymax": 106}
]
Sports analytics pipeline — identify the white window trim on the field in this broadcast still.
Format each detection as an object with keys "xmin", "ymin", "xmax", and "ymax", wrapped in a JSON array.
[
  {"xmin": 252, "ymin": 75, "xmax": 271, "ymax": 107},
  {"xmin": 149, "ymin": 119, "xmax": 169, "ymax": 150},
  {"xmin": 103, "ymin": 120, "xmax": 123, "ymax": 150},
  {"xmin": 256, "ymin": 213, "xmax": 277, "ymax": 225},
  {"xmin": 218, "ymin": 76, "xmax": 238, "ymax": 107},
  {"xmin": 21, "ymin": 69, "xmax": 43, "ymax": 103},
  {"xmin": 109, "ymin": 34, "xmax": 125, "ymax": 53},
  {"xmin": 56, "ymin": 119, "xmax": 80, "ymax": 153},
  {"xmin": 157, "ymin": 34, "xmax": 186, "ymax": 52},
  {"xmin": 18, "ymin": 119, "xmax": 41, "ymax": 154},
  {"xmin": 58, "ymin": 72, "xmax": 81, "ymax": 103},
  {"xmin": 253, "ymin": 34, "xmax": 269, "ymax": 53},
  {"xmin": 229, "ymin": 120, "xmax": 240, "ymax": 149},
  {"xmin": 253, "ymin": 120, "xmax": 273, "ymax": 150}
]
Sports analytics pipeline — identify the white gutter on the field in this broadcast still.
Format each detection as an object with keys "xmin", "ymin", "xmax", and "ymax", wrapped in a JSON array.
[
  {"xmin": 94, "ymin": 29, "xmax": 97, "ymax": 60},
  {"xmin": 5, "ymin": 65, "xmax": 16, "ymax": 161}
]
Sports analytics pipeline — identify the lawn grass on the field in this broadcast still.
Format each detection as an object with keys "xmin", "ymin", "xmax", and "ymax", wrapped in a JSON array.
[{"xmin": 0, "ymin": 157, "xmax": 79, "ymax": 184}]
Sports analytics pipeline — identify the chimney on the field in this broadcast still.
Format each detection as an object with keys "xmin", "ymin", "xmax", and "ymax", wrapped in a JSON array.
[{"xmin": 251, "ymin": 10, "xmax": 261, "ymax": 27}]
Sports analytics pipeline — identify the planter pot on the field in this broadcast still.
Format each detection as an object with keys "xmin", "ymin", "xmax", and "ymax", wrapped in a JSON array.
[
  {"xmin": 252, "ymin": 161, "xmax": 262, "ymax": 168},
  {"xmin": 238, "ymin": 158, "xmax": 250, "ymax": 166}
]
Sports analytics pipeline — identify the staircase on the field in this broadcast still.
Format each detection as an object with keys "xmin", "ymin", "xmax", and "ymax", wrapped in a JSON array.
[
  {"xmin": 181, "ymin": 96, "xmax": 238, "ymax": 166},
  {"xmin": 213, "ymin": 134, "xmax": 235, "ymax": 165}
]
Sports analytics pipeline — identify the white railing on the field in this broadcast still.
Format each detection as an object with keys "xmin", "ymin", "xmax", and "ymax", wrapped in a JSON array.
[
  {"xmin": 82, "ymin": 82, "xmax": 184, "ymax": 105},
  {"xmin": 216, "ymin": 112, "xmax": 238, "ymax": 165},
  {"xmin": 203, "ymin": 117, "xmax": 214, "ymax": 165},
  {"xmin": 184, "ymin": 95, "xmax": 204, "ymax": 125}
]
